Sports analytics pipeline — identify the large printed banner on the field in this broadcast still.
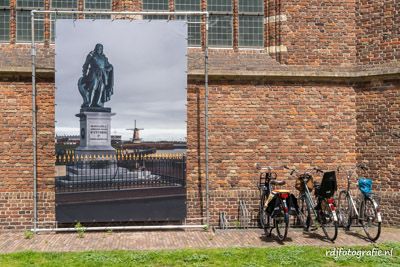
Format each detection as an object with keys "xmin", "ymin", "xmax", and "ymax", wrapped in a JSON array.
[
  {"xmin": 54, "ymin": 20, "xmax": 188, "ymax": 223},
  {"xmin": 55, "ymin": 20, "xmax": 187, "ymax": 142}
]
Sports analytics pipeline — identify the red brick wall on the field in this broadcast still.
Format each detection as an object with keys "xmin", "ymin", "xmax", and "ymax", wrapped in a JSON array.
[
  {"xmin": 356, "ymin": 80, "xmax": 400, "ymax": 225},
  {"xmin": 0, "ymin": 0, "xmax": 399, "ymax": 231},
  {"xmin": 283, "ymin": 0, "xmax": 357, "ymax": 66},
  {"xmin": 0, "ymin": 82, "xmax": 55, "ymax": 230},
  {"xmin": 187, "ymin": 81, "xmax": 357, "ymax": 224},
  {"xmin": 0, "ymin": 73, "xmax": 399, "ymax": 230},
  {"xmin": 356, "ymin": 0, "xmax": 400, "ymax": 66}
]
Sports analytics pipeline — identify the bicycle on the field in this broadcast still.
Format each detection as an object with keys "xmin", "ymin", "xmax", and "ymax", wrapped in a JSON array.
[
  {"xmin": 285, "ymin": 166, "xmax": 339, "ymax": 242},
  {"xmin": 337, "ymin": 163, "xmax": 382, "ymax": 242},
  {"xmin": 256, "ymin": 164, "xmax": 291, "ymax": 241}
]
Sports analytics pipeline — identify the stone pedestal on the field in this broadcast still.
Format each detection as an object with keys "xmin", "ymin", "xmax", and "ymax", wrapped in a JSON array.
[{"xmin": 75, "ymin": 108, "xmax": 116, "ymax": 158}]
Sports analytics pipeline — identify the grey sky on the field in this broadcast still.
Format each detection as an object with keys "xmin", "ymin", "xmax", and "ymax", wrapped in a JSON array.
[{"xmin": 55, "ymin": 20, "xmax": 187, "ymax": 141}]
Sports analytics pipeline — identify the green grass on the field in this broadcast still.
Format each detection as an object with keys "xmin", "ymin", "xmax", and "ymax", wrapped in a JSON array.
[{"xmin": 0, "ymin": 243, "xmax": 398, "ymax": 267}]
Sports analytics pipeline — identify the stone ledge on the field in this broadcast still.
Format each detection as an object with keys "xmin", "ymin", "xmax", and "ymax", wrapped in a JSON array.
[
  {"xmin": 189, "ymin": 67, "xmax": 400, "ymax": 82},
  {"xmin": 1, "ymin": 66, "xmax": 399, "ymax": 82}
]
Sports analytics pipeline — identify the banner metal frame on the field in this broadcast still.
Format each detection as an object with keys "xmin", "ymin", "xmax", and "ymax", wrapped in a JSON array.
[{"xmin": 30, "ymin": 10, "xmax": 210, "ymax": 232}]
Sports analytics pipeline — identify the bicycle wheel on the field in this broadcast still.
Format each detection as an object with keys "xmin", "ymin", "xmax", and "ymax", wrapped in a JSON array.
[
  {"xmin": 360, "ymin": 197, "xmax": 381, "ymax": 242},
  {"xmin": 274, "ymin": 199, "xmax": 289, "ymax": 241},
  {"xmin": 319, "ymin": 199, "xmax": 338, "ymax": 242},
  {"xmin": 337, "ymin": 190, "xmax": 351, "ymax": 229},
  {"xmin": 259, "ymin": 191, "xmax": 268, "ymax": 229}
]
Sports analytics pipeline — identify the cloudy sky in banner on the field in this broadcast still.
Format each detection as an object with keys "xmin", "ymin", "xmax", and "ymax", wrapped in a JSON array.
[{"xmin": 55, "ymin": 20, "xmax": 187, "ymax": 141}]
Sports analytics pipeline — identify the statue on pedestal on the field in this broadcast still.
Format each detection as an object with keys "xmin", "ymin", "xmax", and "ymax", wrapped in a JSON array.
[
  {"xmin": 75, "ymin": 43, "xmax": 116, "ymax": 156},
  {"xmin": 78, "ymin": 43, "xmax": 114, "ymax": 108}
]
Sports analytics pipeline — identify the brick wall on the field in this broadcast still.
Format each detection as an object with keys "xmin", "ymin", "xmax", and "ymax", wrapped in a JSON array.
[
  {"xmin": 356, "ymin": 80, "xmax": 400, "ymax": 225},
  {"xmin": 283, "ymin": 0, "xmax": 357, "ymax": 66},
  {"xmin": 0, "ymin": 82, "xmax": 55, "ymax": 230},
  {"xmin": 1, "ymin": 76, "xmax": 398, "ymax": 230},
  {"xmin": 356, "ymin": 0, "xmax": 400, "ymax": 66},
  {"xmin": 0, "ymin": 0, "xmax": 399, "ymax": 69},
  {"xmin": 0, "ymin": 0, "xmax": 399, "ymax": 230},
  {"xmin": 187, "ymin": 81, "xmax": 358, "ymax": 225}
]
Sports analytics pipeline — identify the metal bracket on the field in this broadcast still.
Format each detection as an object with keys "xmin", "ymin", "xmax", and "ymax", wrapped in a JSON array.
[
  {"xmin": 239, "ymin": 200, "xmax": 250, "ymax": 229},
  {"xmin": 219, "ymin": 211, "xmax": 228, "ymax": 229}
]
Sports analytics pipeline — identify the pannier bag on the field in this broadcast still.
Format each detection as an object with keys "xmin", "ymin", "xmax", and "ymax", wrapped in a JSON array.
[
  {"xmin": 264, "ymin": 192, "xmax": 274, "ymax": 208},
  {"xmin": 287, "ymin": 193, "xmax": 299, "ymax": 215},
  {"xmin": 266, "ymin": 193, "xmax": 299, "ymax": 217},
  {"xmin": 317, "ymin": 171, "xmax": 337, "ymax": 198},
  {"xmin": 295, "ymin": 174, "xmax": 314, "ymax": 192},
  {"xmin": 358, "ymin": 178, "xmax": 372, "ymax": 197},
  {"xmin": 266, "ymin": 195, "xmax": 279, "ymax": 216}
]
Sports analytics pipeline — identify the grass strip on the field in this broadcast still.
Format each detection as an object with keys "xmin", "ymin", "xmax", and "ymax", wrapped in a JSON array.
[{"xmin": 0, "ymin": 242, "xmax": 398, "ymax": 267}]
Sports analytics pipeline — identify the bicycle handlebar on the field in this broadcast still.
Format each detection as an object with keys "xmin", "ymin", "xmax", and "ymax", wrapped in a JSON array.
[
  {"xmin": 284, "ymin": 165, "xmax": 323, "ymax": 176},
  {"xmin": 314, "ymin": 167, "xmax": 324, "ymax": 173},
  {"xmin": 255, "ymin": 163, "xmax": 273, "ymax": 171},
  {"xmin": 356, "ymin": 163, "xmax": 369, "ymax": 171},
  {"xmin": 283, "ymin": 165, "xmax": 297, "ymax": 176}
]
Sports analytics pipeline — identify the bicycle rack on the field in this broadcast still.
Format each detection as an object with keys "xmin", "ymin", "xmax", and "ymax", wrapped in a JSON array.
[
  {"xmin": 239, "ymin": 200, "xmax": 250, "ymax": 229},
  {"xmin": 219, "ymin": 212, "xmax": 228, "ymax": 229}
]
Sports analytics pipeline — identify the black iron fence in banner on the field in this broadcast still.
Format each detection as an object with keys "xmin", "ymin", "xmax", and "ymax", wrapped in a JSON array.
[{"xmin": 55, "ymin": 151, "xmax": 186, "ymax": 193}]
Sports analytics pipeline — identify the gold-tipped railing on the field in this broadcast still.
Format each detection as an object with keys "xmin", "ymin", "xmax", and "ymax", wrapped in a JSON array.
[
  {"xmin": 55, "ymin": 149, "xmax": 187, "ymax": 193},
  {"xmin": 56, "ymin": 149, "xmax": 185, "ymax": 164}
]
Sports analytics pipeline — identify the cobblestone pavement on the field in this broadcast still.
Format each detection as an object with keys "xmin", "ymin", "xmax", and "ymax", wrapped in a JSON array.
[{"xmin": 0, "ymin": 227, "xmax": 399, "ymax": 253}]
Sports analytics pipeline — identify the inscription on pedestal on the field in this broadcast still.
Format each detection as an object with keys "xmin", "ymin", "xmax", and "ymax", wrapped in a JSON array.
[
  {"xmin": 75, "ymin": 110, "xmax": 116, "ymax": 156},
  {"xmin": 89, "ymin": 124, "xmax": 108, "ymax": 141}
]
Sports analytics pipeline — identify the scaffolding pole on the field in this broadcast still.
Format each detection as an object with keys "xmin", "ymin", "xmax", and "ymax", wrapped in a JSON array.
[
  {"xmin": 31, "ymin": 10, "xmax": 38, "ymax": 233},
  {"xmin": 204, "ymin": 13, "xmax": 210, "ymax": 227}
]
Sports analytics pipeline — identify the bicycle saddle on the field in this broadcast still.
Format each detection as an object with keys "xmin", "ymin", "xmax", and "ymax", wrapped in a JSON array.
[
  {"xmin": 270, "ymin": 180, "xmax": 285, "ymax": 186},
  {"xmin": 272, "ymin": 189, "xmax": 290, "ymax": 193}
]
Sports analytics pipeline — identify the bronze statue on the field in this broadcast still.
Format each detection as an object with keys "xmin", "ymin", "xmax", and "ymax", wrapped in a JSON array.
[{"xmin": 78, "ymin": 43, "xmax": 114, "ymax": 108}]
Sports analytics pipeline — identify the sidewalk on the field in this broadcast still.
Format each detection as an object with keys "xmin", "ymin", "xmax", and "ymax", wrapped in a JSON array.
[{"xmin": 1, "ymin": 227, "xmax": 399, "ymax": 253}]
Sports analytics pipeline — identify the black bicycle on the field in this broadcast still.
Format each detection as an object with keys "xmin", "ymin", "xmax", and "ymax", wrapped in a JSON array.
[
  {"xmin": 337, "ymin": 164, "xmax": 382, "ymax": 242},
  {"xmin": 256, "ymin": 164, "xmax": 292, "ymax": 241},
  {"xmin": 285, "ymin": 166, "xmax": 339, "ymax": 242}
]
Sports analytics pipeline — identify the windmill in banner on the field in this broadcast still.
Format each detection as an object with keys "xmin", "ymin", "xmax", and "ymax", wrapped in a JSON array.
[{"xmin": 127, "ymin": 120, "xmax": 144, "ymax": 144}]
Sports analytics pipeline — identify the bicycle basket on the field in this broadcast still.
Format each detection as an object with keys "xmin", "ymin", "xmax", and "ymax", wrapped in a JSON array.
[
  {"xmin": 295, "ymin": 174, "xmax": 314, "ymax": 192},
  {"xmin": 358, "ymin": 178, "xmax": 372, "ymax": 196},
  {"xmin": 318, "ymin": 171, "xmax": 337, "ymax": 198}
]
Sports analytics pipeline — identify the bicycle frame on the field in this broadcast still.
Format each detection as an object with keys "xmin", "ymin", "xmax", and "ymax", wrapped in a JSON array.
[
  {"xmin": 345, "ymin": 171, "xmax": 360, "ymax": 219},
  {"xmin": 256, "ymin": 165, "xmax": 290, "ymax": 241},
  {"xmin": 298, "ymin": 169, "xmax": 338, "ymax": 229},
  {"xmin": 345, "ymin": 170, "xmax": 382, "ymax": 224},
  {"xmin": 302, "ymin": 180, "xmax": 319, "ymax": 220}
]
